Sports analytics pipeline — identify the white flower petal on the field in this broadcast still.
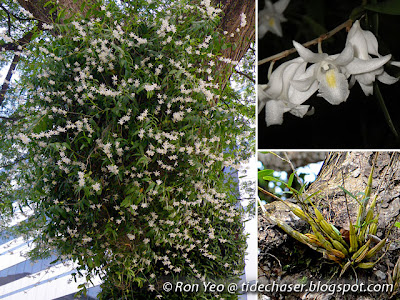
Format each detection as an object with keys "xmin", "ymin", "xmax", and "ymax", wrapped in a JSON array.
[
  {"xmin": 354, "ymin": 72, "xmax": 376, "ymax": 85},
  {"xmin": 269, "ymin": 19, "xmax": 283, "ymax": 37},
  {"xmin": 265, "ymin": 0, "xmax": 275, "ymax": 12},
  {"xmin": 346, "ymin": 20, "xmax": 370, "ymax": 60},
  {"xmin": 264, "ymin": 64, "xmax": 286, "ymax": 97},
  {"xmin": 317, "ymin": 69, "xmax": 350, "ymax": 104},
  {"xmin": 258, "ymin": 84, "xmax": 269, "ymax": 113},
  {"xmin": 358, "ymin": 81, "xmax": 374, "ymax": 96},
  {"xmin": 274, "ymin": 0, "xmax": 291, "ymax": 14},
  {"xmin": 265, "ymin": 100, "xmax": 288, "ymax": 126},
  {"xmin": 265, "ymin": 58, "xmax": 303, "ymax": 97},
  {"xmin": 349, "ymin": 75, "xmax": 356, "ymax": 88},
  {"xmin": 291, "ymin": 64, "xmax": 317, "ymax": 91},
  {"xmin": 293, "ymin": 41, "xmax": 327, "ymax": 63},
  {"xmin": 258, "ymin": 23, "xmax": 269, "ymax": 39},
  {"xmin": 362, "ymin": 30, "xmax": 380, "ymax": 57},
  {"xmin": 289, "ymin": 104, "xmax": 310, "ymax": 118},
  {"xmin": 333, "ymin": 43, "xmax": 354, "ymax": 66},
  {"xmin": 291, "ymin": 76, "xmax": 315, "ymax": 92},
  {"xmin": 377, "ymin": 71, "xmax": 399, "ymax": 85},
  {"xmin": 346, "ymin": 55, "xmax": 391, "ymax": 75},
  {"xmin": 391, "ymin": 61, "xmax": 400, "ymax": 67},
  {"xmin": 280, "ymin": 60, "xmax": 304, "ymax": 97},
  {"xmin": 289, "ymin": 80, "xmax": 318, "ymax": 105}
]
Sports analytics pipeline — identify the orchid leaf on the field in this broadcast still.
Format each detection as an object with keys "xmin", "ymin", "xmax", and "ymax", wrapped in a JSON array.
[
  {"xmin": 365, "ymin": 0, "xmax": 400, "ymax": 15},
  {"xmin": 374, "ymin": 83, "xmax": 399, "ymax": 139}
]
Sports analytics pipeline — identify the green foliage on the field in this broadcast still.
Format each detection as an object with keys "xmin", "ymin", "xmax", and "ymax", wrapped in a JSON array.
[
  {"xmin": 365, "ymin": 0, "xmax": 400, "ymax": 15},
  {"xmin": 0, "ymin": 0, "xmax": 254, "ymax": 298}
]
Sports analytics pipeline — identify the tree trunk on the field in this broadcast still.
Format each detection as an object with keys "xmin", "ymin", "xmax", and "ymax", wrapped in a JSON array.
[
  {"xmin": 212, "ymin": 0, "xmax": 255, "ymax": 89},
  {"xmin": 16, "ymin": 0, "xmax": 95, "ymax": 23},
  {"xmin": 307, "ymin": 151, "xmax": 400, "ymax": 232}
]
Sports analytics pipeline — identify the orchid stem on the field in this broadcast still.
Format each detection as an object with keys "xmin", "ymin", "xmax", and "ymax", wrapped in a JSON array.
[
  {"xmin": 258, "ymin": 19, "xmax": 353, "ymax": 66},
  {"xmin": 267, "ymin": 61, "xmax": 275, "ymax": 80},
  {"xmin": 318, "ymin": 39, "xmax": 322, "ymax": 54},
  {"xmin": 374, "ymin": 82, "xmax": 399, "ymax": 140}
]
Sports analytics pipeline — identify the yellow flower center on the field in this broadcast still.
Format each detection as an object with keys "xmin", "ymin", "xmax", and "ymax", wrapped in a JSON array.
[
  {"xmin": 326, "ymin": 69, "xmax": 337, "ymax": 88},
  {"xmin": 269, "ymin": 18, "xmax": 275, "ymax": 27}
]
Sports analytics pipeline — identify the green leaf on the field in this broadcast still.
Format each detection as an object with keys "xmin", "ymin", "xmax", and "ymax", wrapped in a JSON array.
[
  {"xmin": 257, "ymin": 169, "xmax": 274, "ymax": 181},
  {"xmin": 262, "ymin": 175, "xmax": 286, "ymax": 186},
  {"xmin": 44, "ymin": 1, "xmax": 55, "ymax": 8},
  {"xmin": 338, "ymin": 186, "xmax": 362, "ymax": 205},
  {"xmin": 121, "ymin": 195, "xmax": 133, "ymax": 207},
  {"xmin": 395, "ymin": 222, "xmax": 400, "ymax": 229},
  {"xmin": 365, "ymin": 0, "xmax": 400, "ymax": 15},
  {"xmin": 33, "ymin": 116, "xmax": 49, "ymax": 134},
  {"xmin": 287, "ymin": 173, "xmax": 295, "ymax": 188}
]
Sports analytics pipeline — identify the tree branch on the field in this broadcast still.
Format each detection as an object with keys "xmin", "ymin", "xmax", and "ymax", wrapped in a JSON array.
[
  {"xmin": 0, "ymin": 155, "xmax": 27, "ymax": 169},
  {"xmin": 0, "ymin": 54, "xmax": 20, "ymax": 107},
  {"xmin": 0, "ymin": 3, "xmax": 13, "ymax": 36},
  {"xmin": 258, "ymin": 19, "xmax": 353, "ymax": 65},
  {"xmin": 0, "ymin": 21, "xmax": 42, "ymax": 52},
  {"xmin": 0, "ymin": 29, "xmax": 34, "ymax": 51},
  {"xmin": 0, "ymin": 115, "xmax": 24, "ymax": 121},
  {"xmin": 0, "ymin": 3, "xmax": 32, "ymax": 22},
  {"xmin": 234, "ymin": 69, "xmax": 255, "ymax": 83}
]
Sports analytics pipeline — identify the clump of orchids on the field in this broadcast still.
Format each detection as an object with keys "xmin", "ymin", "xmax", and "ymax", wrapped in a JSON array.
[{"xmin": 259, "ymin": 20, "xmax": 400, "ymax": 126}]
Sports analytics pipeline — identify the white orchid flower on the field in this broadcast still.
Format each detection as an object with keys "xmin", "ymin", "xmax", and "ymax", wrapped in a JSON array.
[
  {"xmin": 258, "ymin": 0, "xmax": 290, "ymax": 38},
  {"xmin": 291, "ymin": 41, "xmax": 391, "ymax": 105},
  {"xmin": 345, "ymin": 20, "xmax": 398, "ymax": 95},
  {"xmin": 259, "ymin": 57, "xmax": 316, "ymax": 126}
]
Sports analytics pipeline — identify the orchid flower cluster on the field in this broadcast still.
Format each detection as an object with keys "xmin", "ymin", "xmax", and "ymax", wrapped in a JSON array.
[
  {"xmin": 0, "ymin": 1, "xmax": 253, "ymax": 299},
  {"xmin": 259, "ymin": 0, "xmax": 290, "ymax": 38},
  {"xmin": 259, "ymin": 20, "xmax": 400, "ymax": 126}
]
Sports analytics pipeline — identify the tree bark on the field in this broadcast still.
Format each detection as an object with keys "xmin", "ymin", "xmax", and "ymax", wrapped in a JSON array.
[
  {"xmin": 16, "ymin": 0, "xmax": 95, "ymax": 23},
  {"xmin": 306, "ymin": 152, "xmax": 400, "ymax": 232},
  {"xmin": 211, "ymin": 0, "xmax": 255, "ymax": 91},
  {"xmin": 263, "ymin": 151, "xmax": 400, "ymax": 240}
]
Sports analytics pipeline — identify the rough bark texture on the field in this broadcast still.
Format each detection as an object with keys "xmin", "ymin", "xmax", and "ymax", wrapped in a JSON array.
[
  {"xmin": 307, "ymin": 152, "xmax": 400, "ymax": 231},
  {"xmin": 212, "ymin": 0, "xmax": 255, "ymax": 91},
  {"xmin": 259, "ymin": 152, "xmax": 400, "ymax": 299},
  {"xmin": 17, "ymin": 0, "xmax": 96, "ymax": 23},
  {"xmin": 219, "ymin": 0, "xmax": 255, "ymax": 57},
  {"xmin": 263, "ymin": 151, "xmax": 400, "ymax": 241},
  {"xmin": 258, "ymin": 151, "xmax": 327, "ymax": 173}
]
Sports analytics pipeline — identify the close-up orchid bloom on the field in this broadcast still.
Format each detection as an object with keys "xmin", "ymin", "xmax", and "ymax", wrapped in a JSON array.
[
  {"xmin": 258, "ymin": 1, "xmax": 400, "ymax": 148},
  {"xmin": 345, "ymin": 20, "xmax": 398, "ymax": 95},
  {"xmin": 259, "ymin": 57, "xmax": 316, "ymax": 126},
  {"xmin": 258, "ymin": 0, "xmax": 290, "ymax": 38},
  {"xmin": 291, "ymin": 40, "xmax": 391, "ymax": 105}
]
